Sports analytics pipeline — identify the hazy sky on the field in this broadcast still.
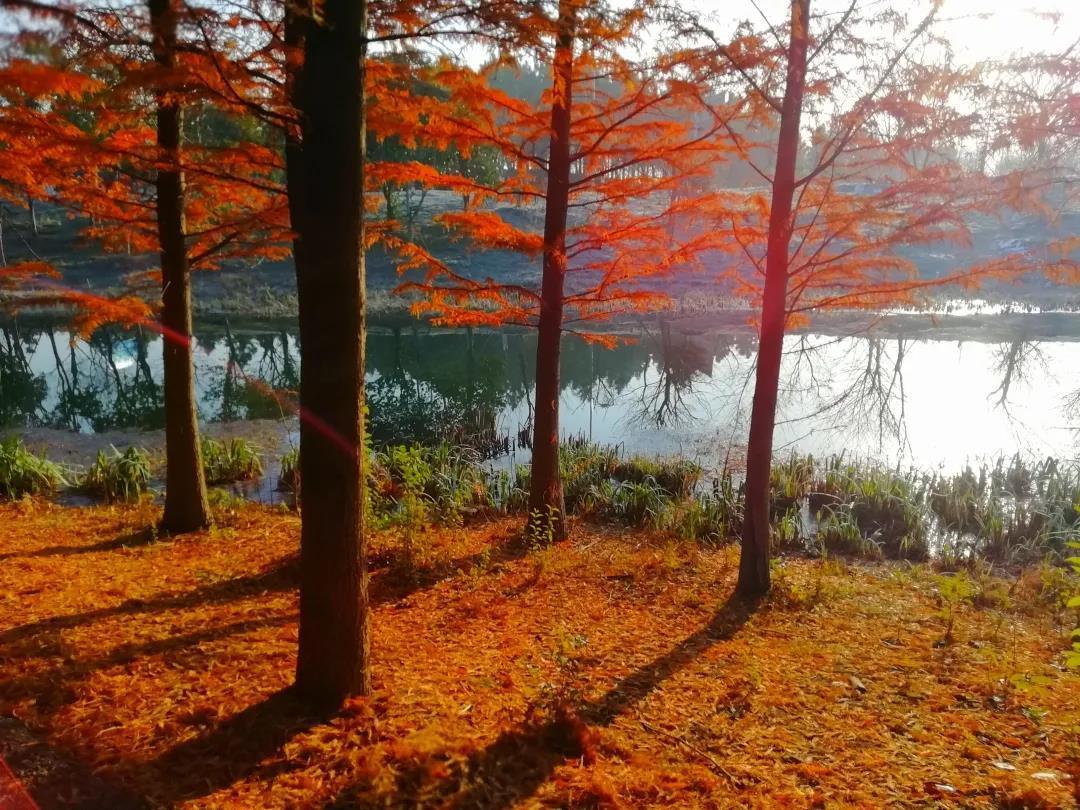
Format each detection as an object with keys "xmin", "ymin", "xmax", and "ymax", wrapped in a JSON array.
[
  {"xmin": 704, "ymin": 0, "xmax": 1078, "ymax": 62},
  {"xmin": 434, "ymin": 1, "xmax": 1079, "ymax": 74}
]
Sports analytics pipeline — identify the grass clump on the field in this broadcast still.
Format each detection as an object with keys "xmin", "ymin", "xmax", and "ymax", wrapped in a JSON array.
[
  {"xmin": 774, "ymin": 455, "xmax": 930, "ymax": 560},
  {"xmin": 659, "ymin": 470, "xmax": 743, "ymax": 545},
  {"xmin": 277, "ymin": 447, "xmax": 299, "ymax": 495},
  {"xmin": 0, "ymin": 436, "xmax": 64, "ymax": 498},
  {"xmin": 564, "ymin": 442, "xmax": 703, "ymax": 518},
  {"xmin": 815, "ymin": 505, "xmax": 876, "ymax": 557},
  {"xmin": 80, "ymin": 446, "xmax": 152, "ymax": 502},
  {"xmin": 371, "ymin": 443, "xmax": 492, "ymax": 526},
  {"xmin": 580, "ymin": 478, "xmax": 670, "ymax": 527},
  {"xmin": 846, "ymin": 468, "xmax": 929, "ymax": 560},
  {"xmin": 771, "ymin": 453, "xmax": 814, "ymax": 515},
  {"xmin": 929, "ymin": 457, "xmax": 1080, "ymax": 565},
  {"xmin": 510, "ymin": 441, "xmax": 705, "ymax": 526},
  {"xmin": 201, "ymin": 437, "xmax": 263, "ymax": 485}
]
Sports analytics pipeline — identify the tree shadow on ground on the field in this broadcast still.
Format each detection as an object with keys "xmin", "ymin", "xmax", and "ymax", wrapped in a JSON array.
[
  {"xmin": 1, "ymin": 613, "xmax": 296, "ymax": 709},
  {"xmin": 0, "ymin": 557, "xmax": 299, "ymax": 647},
  {"xmin": 0, "ymin": 717, "xmax": 150, "ymax": 810},
  {"xmin": 368, "ymin": 531, "xmax": 532, "ymax": 606},
  {"xmin": 0, "ymin": 527, "xmax": 158, "ymax": 562},
  {"xmin": 0, "ymin": 528, "xmax": 538, "ymax": 808},
  {"xmin": 123, "ymin": 536, "xmax": 538, "ymax": 806},
  {"xmin": 331, "ymin": 594, "xmax": 759, "ymax": 808},
  {"xmin": 1, "ymin": 525, "xmax": 527, "ymax": 648},
  {"xmin": 135, "ymin": 687, "xmax": 326, "ymax": 807}
]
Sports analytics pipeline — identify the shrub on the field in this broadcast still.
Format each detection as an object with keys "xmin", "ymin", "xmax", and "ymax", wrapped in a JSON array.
[
  {"xmin": 202, "ymin": 437, "xmax": 263, "ymax": 485},
  {"xmin": 0, "ymin": 437, "xmax": 64, "ymax": 498},
  {"xmin": 80, "ymin": 446, "xmax": 152, "ymax": 502}
]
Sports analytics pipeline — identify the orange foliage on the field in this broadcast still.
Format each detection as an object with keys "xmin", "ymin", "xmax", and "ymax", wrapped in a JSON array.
[
  {"xmin": 383, "ymin": 7, "xmax": 760, "ymax": 332},
  {"xmin": 0, "ymin": 9, "xmax": 291, "ymax": 325}
]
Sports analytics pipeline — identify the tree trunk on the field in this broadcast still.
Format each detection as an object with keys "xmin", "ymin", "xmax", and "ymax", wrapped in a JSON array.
[
  {"xmin": 287, "ymin": 0, "xmax": 371, "ymax": 708},
  {"xmin": 526, "ymin": 0, "xmax": 576, "ymax": 543},
  {"xmin": 149, "ymin": 0, "xmax": 211, "ymax": 535},
  {"xmin": 26, "ymin": 194, "xmax": 37, "ymax": 237},
  {"xmin": 736, "ymin": 0, "xmax": 810, "ymax": 599}
]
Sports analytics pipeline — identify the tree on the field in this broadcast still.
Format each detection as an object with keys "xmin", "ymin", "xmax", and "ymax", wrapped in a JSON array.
[
  {"xmin": 0, "ymin": 0, "xmax": 289, "ymax": 533},
  {"xmin": 679, "ymin": 1, "xmax": 1046, "ymax": 597},
  {"xmin": 286, "ymin": 0, "xmax": 372, "ymax": 707},
  {"xmin": 149, "ymin": 0, "xmax": 211, "ymax": 533},
  {"xmin": 528, "ymin": 0, "xmax": 576, "ymax": 541},
  {"xmin": 736, "ymin": 0, "xmax": 809, "ymax": 598},
  {"xmin": 395, "ymin": 0, "xmax": 742, "ymax": 541}
]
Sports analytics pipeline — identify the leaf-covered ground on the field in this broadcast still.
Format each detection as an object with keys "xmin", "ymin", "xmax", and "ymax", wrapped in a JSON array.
[{"xmin": 1, "ymin": 499, "xmax": 1078, "ymax": 808}]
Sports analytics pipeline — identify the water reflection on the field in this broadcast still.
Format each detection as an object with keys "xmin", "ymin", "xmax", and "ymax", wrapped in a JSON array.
[
  {"xmin": 1, "ymin": 317, "xmax": 1078, "ymax": 471},
  {"xmin": 629, "ymin": 323, "xmax": 746, "ymax": 430},
  {"xmin": 205, "ymin": 326, "xmax": 299, "ymax": 422},
  {"xmin": 780, "ymin": 337, "xmax": 911, "ymax": 455},
  {"xmin": 989, "ymin": 338, "xmax": 1047, "ymax": 410},
  {"xmin": 0, "ymin": 325, "xmax": 47, "ymax": 426}
]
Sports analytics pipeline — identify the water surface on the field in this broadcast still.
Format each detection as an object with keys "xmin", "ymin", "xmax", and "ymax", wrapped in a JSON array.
[{"xmin": 1, "ymin": 318, "xmax": 1078, "ymax": 473}]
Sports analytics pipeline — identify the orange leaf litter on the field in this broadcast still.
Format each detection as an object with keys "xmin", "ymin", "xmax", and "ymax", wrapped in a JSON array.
[{"xmin": 0, "ymin": 499, "xmax": 1077, "ymax": 808}]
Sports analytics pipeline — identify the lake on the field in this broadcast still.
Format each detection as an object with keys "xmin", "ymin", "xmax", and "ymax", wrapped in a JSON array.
[{"xmin": 1, "ymin": 316, "xmax": 1079, "ymax": 476}]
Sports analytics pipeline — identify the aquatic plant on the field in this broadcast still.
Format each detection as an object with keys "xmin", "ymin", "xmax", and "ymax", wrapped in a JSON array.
[
  {"xmin": 658, "ymin": 469, "xmax": 743, "ymax": 545},
  {"xmin": 0, "ymin": 436, "xmax": 64, "ymax": 498},
  {"xmin": 80, "ymin": 446, "xmax": 152, "ymax": 502},
  {"xmin": 770, "ymin": 452, "xmax": 814, "ymax": 515},
  {"xmin": 815, "ymin": 505, "xmax": 874, "ymax": 557},
  {"xmin": 928, "ymin": 457, "xmax": 1080, "ymax": 565},
  {"xmin": 276, "ymin": 447, "xmax": 300, "ymax": 499},
  {"xmin": 201, "ymin": 437, "xmax": 263, "ymax": 485},
  {"xmin": 611, "ymin": 456, "xmax": 702, "ymax": 498},
  {"xmin": 372, "ymin": 443, "xmax": 493, "ymax": 525},
  {"xmin": 586, "ymin": 477, "xmax": 671, "ymax": 528},
  {"xmin": 846, "ymin": 468, "xmax": 929, "ymax": 561}
]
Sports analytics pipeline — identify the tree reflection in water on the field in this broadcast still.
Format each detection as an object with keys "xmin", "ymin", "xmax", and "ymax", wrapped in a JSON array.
[
  {"xmin": 990, "ymin": 338, "xmax": 1047, "ymax": 410},
  {"xmin": 0, "ymin": 325, "xmax": 46, "ymax": 427},
  {"xmin": 630, "ymin": 321, "xmax": 723, "ymax": 430},
  {"xmin": 3, "ymin": 318, "xmax": 1078, "ymax": 468},
  {"xmin": 777, "ymin": 336, "xmax": 911, "ymax": 457}
]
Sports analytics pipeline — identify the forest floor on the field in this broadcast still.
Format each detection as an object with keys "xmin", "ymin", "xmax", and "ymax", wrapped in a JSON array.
[{"xmin": 0, "ymin": 500, "xmax": 1078, "ymax": 809}]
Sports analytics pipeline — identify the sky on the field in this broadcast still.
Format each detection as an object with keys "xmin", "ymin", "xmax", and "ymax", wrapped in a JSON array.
[
  {"xmin": 431, "ymin": 1, "xmax": 1079, "ymax": 78},
  {"xmin": 1, "ymin": 1, "xmax": 1075, "ymax": 62},
  {"xmin": 700, "ymin": 0, "xmax": 1078, "ymax": 62}
]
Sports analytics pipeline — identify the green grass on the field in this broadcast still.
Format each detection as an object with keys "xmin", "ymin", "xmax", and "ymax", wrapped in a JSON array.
[
  {"xmin": 201, "ymin": 438, "xmax": 263, "ymax": 486},
  {"xmin": 277, "ymin": 447, "xmax": 299, "ymax": 494},
  {"xmin": 80, "ymin": 446, "xmax": 152, "ymax": 502},
  {"xmin": 7, "ymin": 430, "xmax": 1078, "ymax": 577},
  {"xmin": 370, "ymin": 443, "xmax": 493, "ymax": 526},
  {"xmin": 0, "ymin": 436, "xmax": 65, "ymax": 498},
  {"xmin": 928, "ymin": 457, "xmax": 1080, "ymax": 565}
]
